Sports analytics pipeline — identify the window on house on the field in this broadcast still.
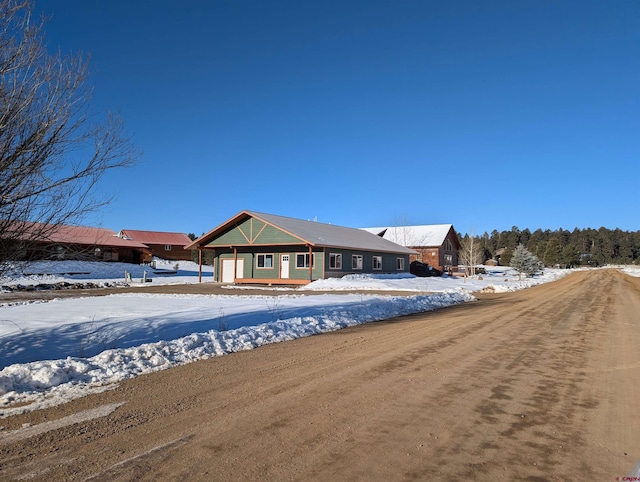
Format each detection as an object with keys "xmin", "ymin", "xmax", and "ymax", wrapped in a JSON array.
[
  {"xmin": 329, "ymin": 253, "xmax": 342, "ymax": 269},
  {"xmin": 257, "ymin": 254, "xmax": 274, "ymax": 268},
  {"xmin": 444, "ymin": 254, "xmax": 453, "ymax": 267},
  {"xmin": 296, "ymin": 253, "xmax": 315, "ymax": 268},
  {"xmin": 444, "ymin": 239, "xmax": 453, "ymax": 251},
  {"xmin": 397, "ymin": 257, "xmax": 405, "ymax": 270},
  {"xmin": 352, "ymin": 255, "xmax": 363, "ymax": 270},
  {"xmin": 165, "ymin": 244, "xmax": 172, "ymax": 251},
  {"xmin": 373, "ymin": 256, "xmax": 383, "ymax": 270}
]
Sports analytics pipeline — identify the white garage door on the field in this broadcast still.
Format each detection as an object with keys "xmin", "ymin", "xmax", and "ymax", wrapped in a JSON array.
[{"xmin": 221, "ymin": 259, "xmax": 244, "ymax": 283}]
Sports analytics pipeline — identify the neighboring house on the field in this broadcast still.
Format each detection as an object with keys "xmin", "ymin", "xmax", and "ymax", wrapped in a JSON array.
[
  {"xmin": 119, "ymin": 229, "xmax": 193, "ymax": 262},
  {"xmin": 2, "ymin": 222, "xmax": 151, "ymax": 263},
  {"xmin": 361, "ymin": 224, "xmax": 460, "ymax": 273},
  {"xmin": 185, "ymin": 211, "xmax": 417, "ymax": 285}
]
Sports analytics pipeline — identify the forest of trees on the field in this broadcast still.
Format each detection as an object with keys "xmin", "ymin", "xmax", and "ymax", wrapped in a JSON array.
[{"xmin": 460, "ymin": 226, "xmax": 640, "ymax": 268}]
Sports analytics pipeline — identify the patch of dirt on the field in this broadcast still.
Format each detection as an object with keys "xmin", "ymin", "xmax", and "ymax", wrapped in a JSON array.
[{"xmin": 0, "ymin": 281, "xmax": 427, "ymax": 303}]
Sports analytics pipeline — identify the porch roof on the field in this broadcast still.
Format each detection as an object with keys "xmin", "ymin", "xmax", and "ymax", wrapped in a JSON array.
[{"xmin": 187, "ymin": 211, "xmax": 417, "ymax": 255}]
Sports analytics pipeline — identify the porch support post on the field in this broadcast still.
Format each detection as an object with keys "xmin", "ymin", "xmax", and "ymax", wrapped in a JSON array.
[
  {"xmin": 233, "ymin": 247, "xmax": 238, "ymax": 282},
  {"xmin": 198, "ymin": 249, "xmax": 202, "ymax": 283},
  {"xmin": 308, "ymin": 245, "xmax": 313, "ymax": 281},
  {"xmin": 322, "ymin": 247, "xmax": 326, "ymax": 279},
  {"xmin": 212, "ymin": 249, "xmax": 216, "ymax": 282}
]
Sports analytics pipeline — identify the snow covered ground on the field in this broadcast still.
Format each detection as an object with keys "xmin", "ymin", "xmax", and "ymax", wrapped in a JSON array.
[
  {"xmin": 0, "ymin": 260, "xmax": 582, "ymax": 416},
  {"xmin": 621, "ymin": 266, "xmax": 640, "ymax": 277},
  {"xmin": 0, "ymin": 258, "xmax": 215, "ymax": 287}
]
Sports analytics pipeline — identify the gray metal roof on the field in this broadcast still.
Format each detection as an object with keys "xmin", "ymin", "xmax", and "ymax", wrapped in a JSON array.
[{"xmin": 247, "ymin": 211, "xmax": 417, "ymax": 254}]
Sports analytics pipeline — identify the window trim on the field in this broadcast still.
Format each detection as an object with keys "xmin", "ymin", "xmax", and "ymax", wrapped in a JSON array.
[
  {"xmin": 352, "ymin": 254, "xmax": 363, "ymax": 270},
  {"xmin": 444, "ymin": 254, "xmax": 453, "ymax": 267},
  {"xmin": 256, "ymin": 253, "xmax": 274, "ymax": 269},
  {"xmin": 295, "ymin": 253, "xmax": 315, "ymax": 269},
  {"xmin": 164, "ymin": 244, "xmax": 172, "ymax": 251},
  {"xmin": 372, "ymin": 255, "xmax": 383, "ymax": 270},
  {"xmin": 329, "ymin": 252, "xmax": 342, "ymax": 270},
  {"xmin": 396, "ymin": 257, "xmax": 405, "ymax": 270}
]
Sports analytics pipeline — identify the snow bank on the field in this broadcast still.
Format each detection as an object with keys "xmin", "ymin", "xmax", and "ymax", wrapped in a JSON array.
[
  {"xmin": 0, "ymin": 291, "xmax": 473, "ymax": 416},
  {"xmin": 304, "ymin": 273, "xmax": 429, "ymax": 291},
  {"xmin": 621, "ymin": 266, "xmax": 640, "ymax": 277},
  {"xmin": 0, "ymin": 259, "xmax": 214, "ymax": 288},
  {"xmin": 285, "ymin": 268, "xmax": 571, "ymax": 293},
  {"xmin": 0, "ymin": 260, "xmax": 586, "ymax": 416}
]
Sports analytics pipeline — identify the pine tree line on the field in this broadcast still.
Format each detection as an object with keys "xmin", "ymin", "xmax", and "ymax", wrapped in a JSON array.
[{"xmin": 461, "ymin": 227, "xmax": 640, "ymax": 267}]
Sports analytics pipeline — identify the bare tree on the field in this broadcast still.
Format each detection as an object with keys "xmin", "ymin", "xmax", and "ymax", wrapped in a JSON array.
[
  {"xmin": 0, "ymin": 1, "xmax": 138, "ymax": 270},
  {"xmin": 459, "ymin": 234, "xmax": 483, "ymax": 277},
  {"xmin": 390, "ymin": 215, "xmax": 428, "ymax": 248}
]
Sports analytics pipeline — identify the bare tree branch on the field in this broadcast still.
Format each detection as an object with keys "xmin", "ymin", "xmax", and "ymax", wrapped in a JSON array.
[
  {"xmin": 459, "ymin": 234, "xmax": 483, "ymax": 277},
  {"xmin": 0, "ymin": 0, "xmax": 139, "ymax": 272}
]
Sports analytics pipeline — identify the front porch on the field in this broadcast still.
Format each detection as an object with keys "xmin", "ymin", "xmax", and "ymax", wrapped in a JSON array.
[{"xmin": 233, "ymin": 278, "xmax": 311, "ymax": 286}]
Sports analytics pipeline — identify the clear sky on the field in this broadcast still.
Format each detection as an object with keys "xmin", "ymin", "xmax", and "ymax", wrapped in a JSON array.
[{"xmin": 33, "ymin": 0, "xmax": 639, "ymax": 236}]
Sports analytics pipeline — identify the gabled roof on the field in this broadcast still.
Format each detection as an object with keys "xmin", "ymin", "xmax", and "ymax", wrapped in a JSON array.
[
  {"xmin": 120, "ymin": 229, "xmax": 192, "ymax": 246},
  {"xmin": 187, "ymin": 211, "xmax": 417, "ymax": 255},
  {"xmin": 8, "ymin": 222, "xmax": 149, "ymax": 249},
  {"xmin": 361, "ymin": 224, "xmax": 458, "ymax": 248}
]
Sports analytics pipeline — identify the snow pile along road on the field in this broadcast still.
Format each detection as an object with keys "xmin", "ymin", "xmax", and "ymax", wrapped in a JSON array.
[
  {"xmin": 0, "ymin": 290, "xmax": 474, "ymax": 416},
  {"xmin": 0, "ymin": 261, "xmax": 580, "ymax": 416}
]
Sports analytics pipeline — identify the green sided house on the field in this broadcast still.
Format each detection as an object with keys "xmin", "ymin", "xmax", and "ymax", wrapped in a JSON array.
[{"xmin": 186, "ymin": 211, "xmax": 417, "ymax": 285}]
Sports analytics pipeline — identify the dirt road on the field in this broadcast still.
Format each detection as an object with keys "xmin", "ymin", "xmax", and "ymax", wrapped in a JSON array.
[{"xmin": 1, "ymin": 269, "xmax": 639, "ymax": 481}]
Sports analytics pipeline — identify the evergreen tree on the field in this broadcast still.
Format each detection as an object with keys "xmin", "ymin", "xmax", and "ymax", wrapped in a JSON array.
[
  {"xmin": 535, "ymin": 241, "xmax": 547, "ymax": 261},
  {"xmin": 543, "ymin": 239, "xmax": 562, "ymax": 267},
  {"xmin": 560, "ymin": 244, "xmax": 580, "ymax": 268},
  {"xmin": 462, "ymin": 226, "xmax": 640, "ymax": 266},
  {"xmin": 510, "ymin": 244, "xmax": 543, "ymax": 278},
  {"xmin": 505, "ymin": 226, "xmax": 521, "ymax": 249},
  {"xmin": 500, "ymin": 247, "xmax": 513, "ymax": 266},
  {"xmin": 488, "ymin": 230, "xmax": 500, "ymax": 253},
  {"xmin": 520, "ymin": 228, "xmax": 531, "ymax": 248},
  {"xmin": 528, "ymin": 229, "xmax": 545, "ymax": 252}
]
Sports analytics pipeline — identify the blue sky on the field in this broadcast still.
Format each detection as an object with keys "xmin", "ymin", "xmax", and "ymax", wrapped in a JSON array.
[{"xmin": 34, "ymin": 0, "xmax": 639, "ymax": 236}]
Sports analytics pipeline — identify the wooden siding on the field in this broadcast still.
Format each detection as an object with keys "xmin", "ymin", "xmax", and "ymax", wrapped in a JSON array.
[
  {"xmin": 216, "ymin": 248, "xmax": 323, "ymax": 283},
  {"xmin": 15, "ymin": 241, "xmax": 147, "ymax": 264},
  {"xmin": 213, "ymin": 248, "xmax": 411, "ymax": 284},
  {"xmin": 323, "ymin": 248, "xmax": 411, "ymax": 278},
  {"xmin": 195, "ymin": 212, "xmax": 415, "ymax": 285},
  {"xmin": 412, "ymin": 230, "xmax": 459, "ymax": 272},
  {"xmin": 415, "ymin": 247, "xmax": 440, "ymax": 267},
  {"xmin": 143, "ymin": 243, "xmax": 192, "ymax": 262},
  {"xmin": 206, "ymin": 218, "xmax": 303, "ymax": 247}
]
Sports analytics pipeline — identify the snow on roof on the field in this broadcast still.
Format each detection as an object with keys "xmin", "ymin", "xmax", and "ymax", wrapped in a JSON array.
[
  {"xmin": 120, "ymin": 229, "xmax": 192, "ymax": 246},
  {"xmin": 361, "ymin": 224, "xmax": 454, "ymax": 248}
]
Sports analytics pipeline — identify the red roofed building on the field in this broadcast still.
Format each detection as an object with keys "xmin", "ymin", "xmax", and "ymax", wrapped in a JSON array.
[
  {"xmin": 4, "ymin": 222, "xmax": 151, "ymax": 263},
  {"xmin": 119, "ymin": 230, "xmax": 193, "ymax": 262}
]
